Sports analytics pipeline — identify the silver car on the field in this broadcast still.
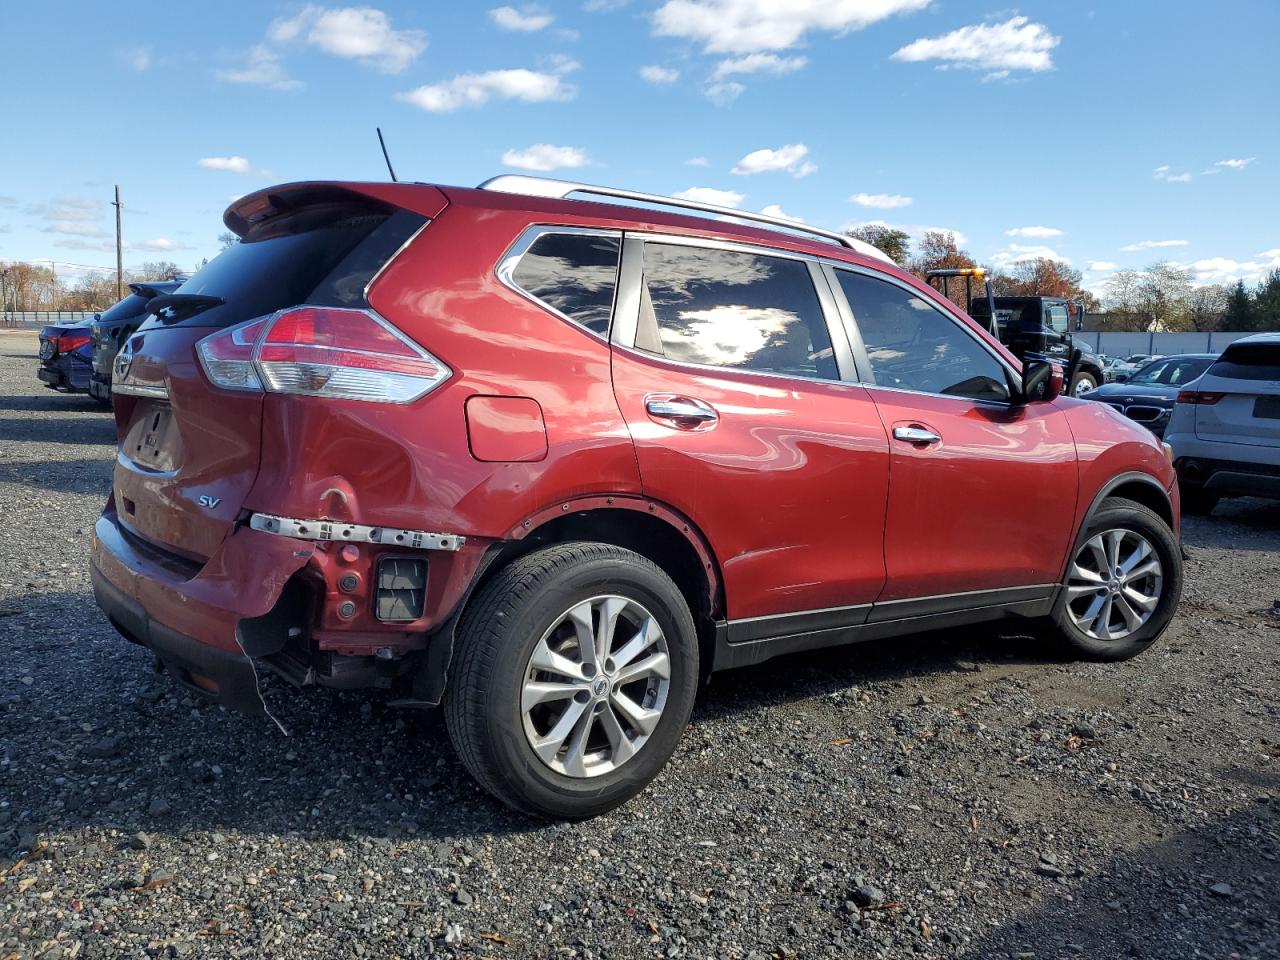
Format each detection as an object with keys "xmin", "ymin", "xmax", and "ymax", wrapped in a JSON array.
[{"xmin": 1165, "ymin": 333, "xmax": 1280, "ymax": 515}]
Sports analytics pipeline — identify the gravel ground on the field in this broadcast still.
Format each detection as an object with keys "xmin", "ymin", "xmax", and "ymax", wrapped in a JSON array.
[{"xmin": 1, "ymin": 327, "xmax": 1277, "ymax": 960}]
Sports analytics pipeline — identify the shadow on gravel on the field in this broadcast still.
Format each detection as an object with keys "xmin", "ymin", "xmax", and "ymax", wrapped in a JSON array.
[
  {"xmin": 0, "ymin": 392, "xmax": 107, "ymax": 414},
  {"xmin": 3, "ymin": 590, "xmax": 1064, "ymax": 848},
  {"xmin": 0, "ymin": 458, "xmax": 112, "ymax": 495},
  {"xmin": 0, "ymin": 413, "xmax": 115, "ymax": 447},
  {"xmin": 695, "ymin": 622, "xmax": 1064, "ymax": 722},
  {"xmin": 1183, "ymin": 498, "xmax": 1280, "ymax": 550},
  {"xmin": 955, "ymin": 799, "xmax": 1280, "ymax": 959}
]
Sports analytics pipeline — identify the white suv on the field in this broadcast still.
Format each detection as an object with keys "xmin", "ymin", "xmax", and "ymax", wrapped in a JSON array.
[{"xmin": 1165, "ymin": 333, "xmax": 1280, "ymax": 515}]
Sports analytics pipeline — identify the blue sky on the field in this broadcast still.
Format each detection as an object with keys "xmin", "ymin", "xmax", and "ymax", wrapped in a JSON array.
[{"xmin": 1, "ymin": 0, "xmax": 1277, "ymax": 298}]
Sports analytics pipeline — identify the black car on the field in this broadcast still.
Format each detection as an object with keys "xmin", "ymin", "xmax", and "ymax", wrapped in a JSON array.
[
  {"xmin": 86, "ymin": 281, "xmax": 181, "ymax": 403},
  {"xmin": 1085, "ymin": 354, "xmax": 1216, "ymax": 437}
]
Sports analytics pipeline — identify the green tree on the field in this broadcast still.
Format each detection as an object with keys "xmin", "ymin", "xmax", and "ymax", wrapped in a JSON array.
[
  {"xmin": 845, "ymin": 224, "xmax": 910, "ymax": 266},
  {"xmin": 1222, "ymin": 279, "xmax": 1255, "ymax": 331},
  {"xmin": 1253, "ymin": 269, "xmax": 1280, "ymax": 331}
]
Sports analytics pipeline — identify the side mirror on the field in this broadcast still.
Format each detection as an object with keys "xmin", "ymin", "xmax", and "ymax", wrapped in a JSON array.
[{"xmin": 1013, "ymin": 359, "xmax": 1058, "ymax": 405}]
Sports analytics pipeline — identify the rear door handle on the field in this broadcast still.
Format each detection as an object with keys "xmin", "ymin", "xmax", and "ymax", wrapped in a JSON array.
[
  {"xmin": 645, "ymin": 395, "xmax": 719, "ymax": 428},
  {"xmin": 892, "ymin": 425, "xmax": 942, "ymax": 444}
]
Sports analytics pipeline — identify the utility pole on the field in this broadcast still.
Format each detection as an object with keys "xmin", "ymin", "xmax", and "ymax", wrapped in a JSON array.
[{"xmin": 112, "ymin": 185, "xmax": 123, "ymax": 300}]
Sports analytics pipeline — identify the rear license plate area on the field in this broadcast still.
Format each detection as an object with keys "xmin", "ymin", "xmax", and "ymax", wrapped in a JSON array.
[
  {"xmin": 1253, "ymin": 396, "xmax": 1280, "ymax": 420},
  {"xmin": 127, "ymin": 406, "xmax": 176, "ymax": 468}
]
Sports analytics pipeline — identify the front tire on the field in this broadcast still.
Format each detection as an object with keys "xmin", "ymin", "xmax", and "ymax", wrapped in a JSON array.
[
  {"xmin": 445, "ymin": 542, "xmax": 699, "ymax": 819},
  {"xmin": 1070, "ymin": 371, "xmax": 1098, "ymax": 396},
  {"xmin": 1048, "ymin": 498, "xmax": 1182, "ymax": 661}
]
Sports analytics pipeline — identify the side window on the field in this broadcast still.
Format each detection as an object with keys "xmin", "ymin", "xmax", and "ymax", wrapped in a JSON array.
[
  {"xmin": 836, "ymin": 270, "xmax": 1011, "ymax": 403},
  {"xmin": 1045, "ymin": 303, "xmax": 1069, "ymax": 334},
  {"xmin": 510, "ymin": 232, "xmax": 621, "ymax": 335},
  {"xmin": 639, "ymin": 243, "xmax": 836, "ymax": 380}
]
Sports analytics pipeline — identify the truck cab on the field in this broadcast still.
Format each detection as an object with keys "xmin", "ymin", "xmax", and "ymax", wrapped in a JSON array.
[{"xmin": 925, "ymin": 269, "xmax": 1102, "ymax": 397}]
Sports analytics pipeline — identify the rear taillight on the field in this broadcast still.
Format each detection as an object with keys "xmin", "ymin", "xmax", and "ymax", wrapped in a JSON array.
[
  {"xmin": 1176, "ymin": 390, "xmax": 1224, "ymax": 405},
  {"xmin": 197, "ymin": 317, "xmax": 268, "ymax": 391},
  {"xmin": 57, "ymin": 332, "xmax": 91, "ymax": 353},
  {"xmin": 196, "ymin": 306, "xmax": 449, "ymax": 404}
]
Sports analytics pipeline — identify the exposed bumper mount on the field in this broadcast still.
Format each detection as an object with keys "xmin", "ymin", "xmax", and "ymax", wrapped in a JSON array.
[{"xmin": 248, "ymin": 512, "xmax": 466, "ymax": 552}]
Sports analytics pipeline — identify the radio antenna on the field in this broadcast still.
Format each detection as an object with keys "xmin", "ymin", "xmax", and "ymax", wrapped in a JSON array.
[{"xmin": 376, "ymin": 127, "xmax": 398, "ymax": 182}]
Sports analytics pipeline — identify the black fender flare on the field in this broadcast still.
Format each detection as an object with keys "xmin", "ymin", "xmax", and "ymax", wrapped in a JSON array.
[{"xmin": 1059, "ymin": 471, "xmax": 1173, "ymax": 584}]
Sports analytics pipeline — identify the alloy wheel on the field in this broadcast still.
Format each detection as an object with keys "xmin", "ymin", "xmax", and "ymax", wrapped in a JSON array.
[
  {"xmin": 1065, "ymin": 528, "xmax": 1163, "ymax": 640},
  {"xmin": 521, "ymin": 595, "xmax": 671, "ymax": 778}
]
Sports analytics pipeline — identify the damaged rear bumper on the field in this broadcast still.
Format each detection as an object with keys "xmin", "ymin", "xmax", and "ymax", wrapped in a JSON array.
[{"xmin": 91, "ymin": 507, "xmax": 315, "ymax": 713}]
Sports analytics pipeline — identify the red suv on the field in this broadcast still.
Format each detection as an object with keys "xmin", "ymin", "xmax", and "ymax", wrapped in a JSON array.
[{"xmin": 91, "ymin": 177, "xmax": 1183, "ymax": 818}]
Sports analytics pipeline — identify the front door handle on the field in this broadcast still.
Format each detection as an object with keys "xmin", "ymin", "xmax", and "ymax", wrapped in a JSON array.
[
  {"xmin": 893, "ymin": 425, "xmax": 942, "ymax": 444},
  {"xmin": 645, "ymin": 395, "xmax": 719, "ymax": 429}
]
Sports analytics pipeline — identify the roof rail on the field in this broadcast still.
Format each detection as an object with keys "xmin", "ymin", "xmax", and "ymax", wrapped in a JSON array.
[{"xmin": 476, "ymin": 175, "xmax": 890, "ymax": 264}]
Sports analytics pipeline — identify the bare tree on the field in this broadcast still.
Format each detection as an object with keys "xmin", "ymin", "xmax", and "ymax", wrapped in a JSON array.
[{"xmin": 1186, "ymin": 284, "xmax": 1228, "ymax": 332}]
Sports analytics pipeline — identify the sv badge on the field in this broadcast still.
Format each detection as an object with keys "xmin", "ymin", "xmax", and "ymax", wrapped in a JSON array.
[{"xmin": 197, "ymin": 495, "xmax": 222, "ymax": 510}]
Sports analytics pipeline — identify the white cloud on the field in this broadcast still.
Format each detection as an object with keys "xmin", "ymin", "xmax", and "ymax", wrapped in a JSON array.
[
  {"xmin": 1215, "ymin": 157, "xmax": 1256, "ymax": 170},
  {"xmin": 846, "ymin": 218, "xmax": 968, "ymax": 247},
  {"xmin": 673, "ymin": 186, "xmax": 745, "ymax": 208},
  {"xmin": 892, "ymin": 16, "xmax": 1059, "ymax": 76},
  {"xmin": 1120, "ymin": 239, "xmax": 1189, "ymax": 252},
  {"xmin": 1184, "ymin": 253, "xmax": 1280, "ymax": 286},
  {"xmin": 490, "ymin": 5, "xmax": 553, "ymax": 31},
  {"xmin": 989, "ymin": 243, "xmax": 1070, "ymax": 266},
  {"xmin": 501, "ymin": 143, "xmax": 591, "ymax": 171},
  {"xmin": 1152, "ymin": 164, "xmax": 1192, "ymax": 183},
  {"xmin": 198, "ymin": 156, "xmax": 262, "ymax": 175},
  {"xmin": 732, "ymin": 143, "xmax": 816, "ymax": 178},
  {"xmin": 712, "ymin": 53, "xmax": 807, "ymax": 79},
  {"xmin": 216, "ymin": 45, "xmax": 303, "ymax": 91},
  {"xmin": 1088, "ymin": 260, "xmax": 1118, "ymax": 272},
  {"xmin": 850, "ymin": 192, "xmax": 912, "ymax": 209},
  {"xmin": 760, "ymin": 204, "xmax": 803, "ymax": 223},
  {"xmin": 134, "ymin": 238, "xmax": 192, "ymax": 252},
  {"xmin": 26, "ymin": 196, "xmax": 102, "ymax": 223},
  {"xmin": 268, "ymin": 6, "xmax": 426, "ymax": 73},
  {"xmin": 685, "ymin": 156, "xmax": 710, "ymax": 167},
  {"xmin": 118, "ymin": 46, "xmax": 151, "ymax": 72},
  {"xmin": 640, "ymin": 65, "xmax": 680, "ymax": 84},
  {"xmin": 653, "ymin": 0, "xmax": 930, "ymax": 54},
  {"xmin": 704, "ymin": 81, "xmax": 744, "ymax": 105},
  {"xmin": 399, "ymin": 63, "xmax": 578, "ymax": 112},
  {"xmin": 1006, "ymin": 225, "xmax": 1062, "ymax": 238},
  {"xmin": 43, "ymin": 221, "xmax": 108, "ymax": 238}
]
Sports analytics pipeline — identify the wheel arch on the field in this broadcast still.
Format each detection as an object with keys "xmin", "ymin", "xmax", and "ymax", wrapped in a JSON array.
[
  {"xmin": 407, "ymin": 497, "xmax": 725, "ymax": 707},
  {"xmin": 1063, "ymin": 471, "xmax": 1174, "ymax": 581}
]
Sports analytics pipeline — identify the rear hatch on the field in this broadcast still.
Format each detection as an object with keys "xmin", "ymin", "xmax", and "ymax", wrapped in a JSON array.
[
  {"xmin": 110, "ymin": 185, "xmax": 441, "ymax": 563},
  {"xmin": 1193, "ymin": 340, "xmax": 1280, "ymax": 447}
]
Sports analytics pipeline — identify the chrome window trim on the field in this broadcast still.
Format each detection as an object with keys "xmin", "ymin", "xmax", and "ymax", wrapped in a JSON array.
[
  {"xmin": 495, "ymin": 224, "xmax": 624, "ymax": 343},
  {"xmin": 362, "ymin": 216, "xmax": 432, "ymax": 303},
  {"xmin": 823, "ymin": 260, "xmax": 1021, "ymax": 406},
  {"xmin": 611, "ymin": 231, "xmax": 860, "ymax": 388}
]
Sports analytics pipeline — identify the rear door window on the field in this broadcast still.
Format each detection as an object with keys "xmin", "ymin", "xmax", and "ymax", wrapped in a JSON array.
[
  {"xmin": 1208, "ymin": 342, "xmax": 1280, "ymax": 381},
  {"xmin": 509, "ymin": 231, "xmax": 621, "ymax": 335},
  {"xmin": 637, "ymin": 243, "xmax": 836, "ymax": 380}
]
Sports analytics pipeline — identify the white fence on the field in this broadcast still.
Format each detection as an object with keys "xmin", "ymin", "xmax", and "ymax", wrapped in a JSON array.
[
  {"xmin": 2, "ymin": 311, "xmax": 98, "ymax": 328},
  {"xmin": 1076, "ymin": 330, "xmax": 1254, "ymax": 357}
]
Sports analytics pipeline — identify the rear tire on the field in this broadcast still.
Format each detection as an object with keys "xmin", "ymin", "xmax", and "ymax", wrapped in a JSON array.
[
  {"xmin": 444, "ymin": 542, "xmax": 699, "ymax": 819},
  {"xmin": 1047, "ymin": 497, "xmax": 1182, "ymax": 661}
]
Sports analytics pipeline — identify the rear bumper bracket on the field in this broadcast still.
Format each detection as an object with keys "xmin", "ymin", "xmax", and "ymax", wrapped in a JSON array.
[{"xmin": 249, "ymin": 512, "xmax": 466, "ymax": 552}]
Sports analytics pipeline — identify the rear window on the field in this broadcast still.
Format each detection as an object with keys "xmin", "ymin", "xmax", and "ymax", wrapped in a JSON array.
[
  {"xmin": 140, "ymin": 208, "xmax": 426, "ymax": 329},
  {"xmin": 97, "ymin": 293, "xmax": 150, "ymax": 324},
  {"xmin": 1208, "ymin": 342, "xmax": 1280, "ymax": 381},
  {"xmin": 509, "ymin": 232, "xmax": 621, "ymax": 335}
]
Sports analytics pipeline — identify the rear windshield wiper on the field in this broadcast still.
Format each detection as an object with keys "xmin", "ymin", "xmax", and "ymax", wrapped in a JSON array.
[{"xmin": 148, "ymin": 293, "xmax": 225, "ymax": 323}]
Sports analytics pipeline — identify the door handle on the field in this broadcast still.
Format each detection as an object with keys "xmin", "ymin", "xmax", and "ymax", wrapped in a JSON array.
[
  {"xmin": 893, "ymin": 425, "xmax": 942, "ymax": 444},
  {"xmin": 645, "ymin": 395, "xmax": 719, "ymax": 428}
]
